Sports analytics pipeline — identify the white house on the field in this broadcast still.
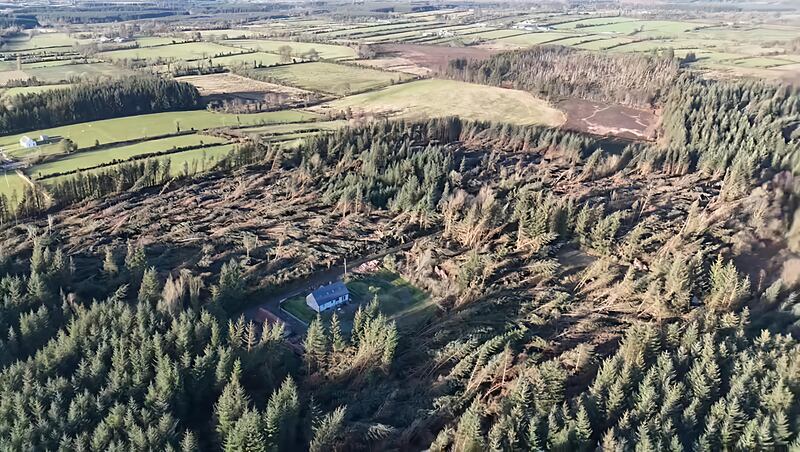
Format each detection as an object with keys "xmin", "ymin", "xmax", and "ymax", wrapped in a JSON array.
[
  {"xmin": 306, "ymin": 281, "xmax": 350, "ymax": 313},
  {"xmin": 19, "ymin": 136, "xmax": 37, "ymax": 148}
]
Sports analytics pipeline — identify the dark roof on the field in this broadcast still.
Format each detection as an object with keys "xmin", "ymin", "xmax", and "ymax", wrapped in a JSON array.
[{"xmin": 310, "ymin": 281, "xmax": 349, "ymax": 305}]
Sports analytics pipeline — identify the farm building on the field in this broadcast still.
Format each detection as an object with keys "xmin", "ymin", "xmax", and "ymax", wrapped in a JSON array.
[
  {"xmin": 306, "ymin": 281, "xmax": 350, "ymax": 313},
  {"xmin": 19, "ymin": 136, "xmax": 37, "ymax": 148}
]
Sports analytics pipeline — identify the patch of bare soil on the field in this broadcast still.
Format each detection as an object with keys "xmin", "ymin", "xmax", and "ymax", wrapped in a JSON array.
[
  {"xmin": 177, "ymin": 73, "xmax": 325, "ymax": 109},
  {"xmin": 373, "ymin": 43, "xmax": 498, "ymax": 74},
  {"xmin": 559, "ymin": 99, "xmax": 659, "ymax": 141}
]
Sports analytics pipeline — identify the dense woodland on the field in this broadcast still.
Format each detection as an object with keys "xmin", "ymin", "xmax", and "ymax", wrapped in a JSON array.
[
  {"xmin": 0, "ymin": 30, "xmax": 798, "ymax": 451},
  {"xmin": 444, "ymin": 45, "xmax": 680, "ymax": 107},
  {"xmin": 0, "ymin": 76, "xmax": 200, "ymax": 135}
]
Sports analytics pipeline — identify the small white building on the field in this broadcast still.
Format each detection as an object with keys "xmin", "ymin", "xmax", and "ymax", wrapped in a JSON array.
[
  {"xmin": 306, "ymin": 281, "xmax": 350, "ymax": 313},
  {"xmin": 19, "ymin": 136, "xmax": 37, "ymax": 148}
]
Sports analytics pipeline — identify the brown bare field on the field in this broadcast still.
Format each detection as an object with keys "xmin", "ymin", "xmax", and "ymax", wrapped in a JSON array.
[
  {"xmin": 559, "ymin": 99, "xmax": 659, "ymax": 140},
  {"xmin": 371, "ymin": 43, "xmax": 498, "ymax": 74},
  {"xmin": 177, "ymin": 73, "xmax": 325, "ymax": 109},
  {"xmin": 0, "ymin": 70, "xmax": 28, "ymax": 85}
]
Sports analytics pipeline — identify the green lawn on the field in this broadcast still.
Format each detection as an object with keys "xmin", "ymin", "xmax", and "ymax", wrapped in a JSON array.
[
  {"xmin": 321, "ymin": 79, "xmax": 565, "ymax": 126},
  {"xmin": 28, "ymin": 134, "xmax": 227, "ymax": 179},
  {"xmin": 1, "ymin": 109, "xmax": 318, "ymax": 152},
  {"xmin": 224, "ymin": 39, "xmax": 357, "ymax": 61},
  {"xmin": 100, "ymin": 42, "xmax": 243, "ymax": 62},
  {"xmin": 254, "ymin": 61, "xmax": 413, "ymax": 96},
  {"xmin": 283, "ymin": 296, "xmax": 316, "ymax": 324}
]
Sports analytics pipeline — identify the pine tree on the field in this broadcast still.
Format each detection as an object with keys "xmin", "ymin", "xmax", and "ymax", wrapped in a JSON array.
[
  {"xmin": 215, "ymin": 360, "xmax": 250, "ymax": 443},
  {"xmin": 309, "ymin": 406, "xmax": 347, "ymax": 452},
  {"xmin": 138, "ymin": 267, "xmax": 160, "ymax": 305},
  {"xmin": 574, "ymin": 401, "xmax": 592, "ymax": 451},
  {"xmin": 264, "ymin": 376, "xmax": 300, "ymax": 450},
  {"xmin": 180, "ymin": 430, "xmax": 198, "ymax": 452},
  {"xmin": 326, "ymin": 313, "xmax": 344, "ymax": 354},
  {"xmin": 225, "ymin": 410, "xmax": 267, "ymax": 452},
  {"xmin": 304, "ymin": 316, "xmax": 328, "ymax": 373}
]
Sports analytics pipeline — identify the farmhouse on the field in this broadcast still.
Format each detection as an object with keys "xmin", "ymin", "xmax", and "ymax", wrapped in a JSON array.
[
  {"xmin": 19, "ymin": 136, "xmax": 37, "ymax": 148},
  {"xmin": 306, "ymin": 281, "xmax": 350, "ymax": 313}
]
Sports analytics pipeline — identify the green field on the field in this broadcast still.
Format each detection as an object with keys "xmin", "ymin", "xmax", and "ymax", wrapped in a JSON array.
[
  {"xmin": 43, "ymin": 143, "xmax": 237, "ymax": 185},
  {"xmin": 493, "ymin": 32, "xmax": 576, "ymax": 47},
  {"xmin": 240, "ymin": 120, "xmax": 346, "ymax": 138},
  {"xmin": 256, "ymin": 61, "xmax": 412, "ymax": 95},
  {"xmin": 100, "ymin": 42, "xmax": 243, "ymax": 62},
  {"xmin": 0, "ymin": 84, "xmax": 71, "ymax": 100},
  {"xmin": 561, "ymin": 19, "xmax": 701, "ymax": 36},
  {"xmin": 730, "ymin": 57, "xmax": 796, "ymax": 68},
  {"xmin": 210, "ymin": 52, "xmax": 284, "ymax": 68},
  {"xmin": 322, "ymin": 79, "xmax": 565, "ymax": 126},
  {"xmin": 28, "ymin": 134, "xmax": 227, "ymax": 179},
  {"xmin": 135, "ymin": 37, "xmax": 190, "ymax": 47},
  {"xmin": 197, "ymin": 29, "xmax": 263, "ymax": 39},
  {"xmin": 0, "ymin": 171, "xmax": 29, "ymax": 201},
  {"xmin": 0, "ymin": 33, "xmax": 80, "ymax": 51},
  {"xmin": 23, "ymin": 63, "xmax": 131, "ymax": 84},
  {"xmin": 224, "ymin": 39, "xmax": 357, "ymax": 60},
  {"xmin": 0, "ymin": 109, "xmax": 319, "ymax": 152}
]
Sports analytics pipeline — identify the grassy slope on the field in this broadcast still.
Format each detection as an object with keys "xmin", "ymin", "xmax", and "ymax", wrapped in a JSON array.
[
  {"xmin": 324, "ymin": 79, "xmax": 565, "ymax": 126},
  {"xmin": 1, "ymin": 110, "xmax": 318, "ymax": 152},
  {"xmin": 256, "ymin": 62, "xmax": 412, "ymax": 96},
  {"xmin": 28, "ymin": 134, "xmax": 227, "ymax": 179},
  {"xmin": 42, "ymin": 143, "xmax": 237, "ymax": 184},
  {"xmin": 0, "ymin": 171, "xmax": 29, "ymax": 201},
  {"xmin": 225, "ymin": 39, "xmax": 357, "ymax": 60}
]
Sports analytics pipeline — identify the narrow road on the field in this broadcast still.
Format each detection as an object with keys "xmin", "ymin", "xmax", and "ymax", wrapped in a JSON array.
[{"xmin": 241, "ymin": 231, "xmax": 439, "ymax": 334}]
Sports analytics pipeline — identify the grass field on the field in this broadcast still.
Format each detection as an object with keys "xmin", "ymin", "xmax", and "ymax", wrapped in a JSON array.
[
  {"xmin": 43, "ymin": 143, "xmax": 237, "ymax": 185},
  {"xmin": 0, "ymin": 109, "xmax": 319, "ymax": 152},
  {"xmin": 239, "ymin": 120, "xmax": 346, "ymax": 138},
  {"xmin": 322, "ymin": 79, "xmax": 565, "ymax": 126},
  {"xmin": 135, "ymin": 37, "xmax": 189, "ymax": 47},
  {"xmin": 1, "ymin": 33, "xmax": 80, "ymax": 51},
  {"xmin": 224, "ymin": 39, "xmax": 357, "ymax": 60},
  {"xmin": 23, "ymin": 63, "xmax": 131, "ymax": 84},
  {"xmin": 0, "ymin": 84, "xmax": 71, "ymax": 100},
  {"xmin": 0, "ymin": 171, "xmax": 29, "ymax": 202},
  {"xmin": 492, "ymin": 32, "xmax": 576, "ymax": 47},
  {"xmin": 210, "ymin": 52, "xmax": 285, "ymax": 68},
  {"xmin": 28, "ymin": 134, "xmax": 227, "ymax": 178},
  {"xmin": 256, "ymin": 61, "xmax": 412, "ymax": 95},
  {"xmin": 100, "ymin": 42, "xmax": 243, "ymax": 62}
]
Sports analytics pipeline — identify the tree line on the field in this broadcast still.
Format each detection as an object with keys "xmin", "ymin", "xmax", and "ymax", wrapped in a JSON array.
[
  {"xmin": 0, "ymin": 75, "xmax": 200, "ymax": 135},
  {"xmin": 443, "ymin": 45, "xmax": 679, "ymax": 107}
]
